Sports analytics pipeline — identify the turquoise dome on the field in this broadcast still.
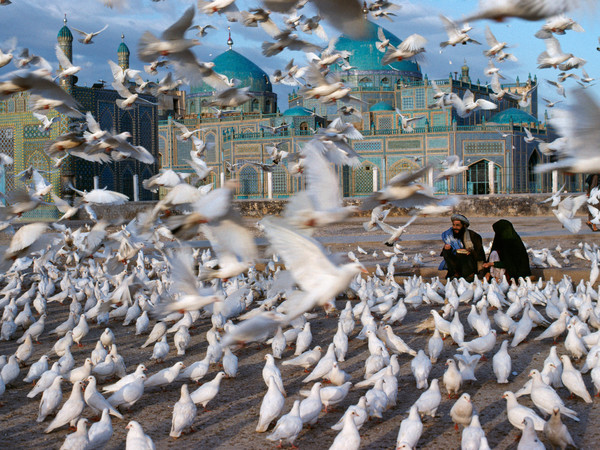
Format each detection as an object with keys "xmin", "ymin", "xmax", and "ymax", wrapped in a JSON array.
[
  {"xmin": 58, "ymin": 25, "xmax": 72, "ymax": 41},
  {"xmin": 369, "ymin": 101, "xmax": 394, "ymax": 112},
  {"xmin": 191, "ymin": 49, "xmax": 271, "ymax": 94},
  {"xmin": 118, "ymin": 42, "xmax": 130, "ymax": 55},
  {"xmin": 330, "ymin": 20, "xmax": 421, "ymax": 77},
  {"xmin": 489, "ymin": 108, "xmax": 538, "ymax": 124},
  {"xmin": 283, "ymin": 106, "xmax": 313, "ymax": 117}
]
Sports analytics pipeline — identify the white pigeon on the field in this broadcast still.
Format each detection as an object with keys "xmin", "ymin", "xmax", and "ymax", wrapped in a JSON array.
[
  {"xmin": 413, "ymin": 378, "xmax": 442, "ymax": 418},
  {"xmin": 190, "ymin": 372, "xmax": 225, "ymax": 408},
  {"xmin": 428, "ymin": 329, "xmax": 443, "ymax": 364},
  {"xmin": 145, "ymin": 362, "xmax": 185, "ymax": 389},
  {"xmin": 331, "ymin": 397, "xmax": 368, "ymax": 432},
  {"xmin": 84, "ymin": 376, "xmax": 124, "ymax": 419},
  {"xmin": 295, "ymin": 322, "xmax": 312, "ymax": 355},
  {"xmin": 411, "ymin": 350, "xmax": 432, "ymax": 389},
  {"xmin": 502, "ymin": 391, "xmax": 546, "ymax": 431},
  {"xmin": 24, "ymin": 354, "xmax": 50, "ymax": 383},
  {"xmin": 87, "ymin": 408, "xmax": 113, "ymax": 449},
  {"xmin": 493, "ymin": 340, "xmax": 512, "ymax": 383},
  {"xmin": 458, "ymin": 330, "xmax": 497, "ymax": 357},
  {"xmin": 396, "ymin": 404, "xmax": 423, "ymax": 449},
  {"xmin": 529, "ymin": 369, "xmax": 579, "ymax": 421},
  {"xmin": 281, "ymin": 346, "xmax": 322, "ymax": 371},
  {"xmin": 125, "ymin": 421, "xmax": 155, "ymax": 450},
  {"xmin": 299, "ymin": 382, "xmax": 323, "ymax": 425},
  {"xmin": 266, "ymin": 400, "xmax": 303, "ymax": 448},
  {"xmin": 61, "ymin": 418, "xmax": 90, "ymax": 450},
  {"xmin": 170, "ymin": 384, "xmax": 197, "ymax": 438},
  {"xmin": 544, "ymin": 408, "xmax": 577, "ymax": 450},
  {"xmin": 518, "ymin": 417, "xmax": 546, "ymax": 450},
  {"xmin": 107, "ymin": 374, "xmax": 146, "ymax": 410},
  {"xmin": 256, "ymin": 376, "xmax": 286, "ymax": 432},
  {"xmin": 329, "ymin": 410, "xmax": 360, "ymax": 450},
  {"xmin": 271, "ymin": 327, "xmax": 287, "ymax": 359},
  {"xmin": 45, "ymin": 380, "xmax": 86, "ymax": 433},
  {"xmin": 443, "ymin": 359, "xmax": 463, "ymax": 398},
  {"xmin": 37, "ymin": 375, "xmax": 64, "ymax": 422},
  {"xmin": 450, "ymin": 393, "xmax": 474, "ymax": 430},
  {"xmin": 263, "ymin": 354, "xmax": 286, "ymax": 396},
  {"xmin": 560, "ymin": 355, "xmax": 593, "ymax": 403}
]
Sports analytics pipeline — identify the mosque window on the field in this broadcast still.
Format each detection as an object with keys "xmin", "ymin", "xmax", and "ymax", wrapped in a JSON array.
[
  {"xmin": 353, "ymin": 162, "xmax": 374, "ymax": 195},
  {"xmin": 466, "ymin": 160, "xmax": 501, "ymax": 195},
  {"xmin": 140, "ymin": 168, "xmax": 154, "ymax": 201},
  {"xmin": 266, "ymin": 99, "xmax": 272, "ymax": 113},
  {"xmin": 415, "ymin": 89, "xmax": 425, "ymax": 109},
  {"xmin": 238, "ymin": 165, "xmax": 259, "ymax": 197},
  {"xmin": 100, "ymin": 165, "xmax": 115, "ymax": 191},
  {"xmin": 205, "ymin": 133, "xmax": 216, "ymax": 162},
  {"xmin": 251, "ymin": 99, "xmax": 260, "ymax": 112},
  {"xmin": 122, "ymin": 168, "xmax": 134, "ymax": 201},
  {"xmin": 299, "ymin": 122, "xmax": 308, "ymax": 131},
  {"xmin": 16, "ymin": 97, "xmax": 25, "ymax": 113},
  {"xmin": 432, "ymin": 113, "xmax": 446, "ymax": 127},
  {"xmin": 528, "ymin": 151, "xmax": 541, "ymax": 193},
  {"xmin": 272, "ymin": 165, "xmax": 288, "ymax": 195},
  {"xmin": 359, "ymin": 77, "xmax": 373, "ymax": 88},
  {"xmin": 7, "ymin": 100, "xmax": 14, "ymax": 113},
  {"xmin": 381, "ymin": 78, "xmax": 390, "ymax": 88}
]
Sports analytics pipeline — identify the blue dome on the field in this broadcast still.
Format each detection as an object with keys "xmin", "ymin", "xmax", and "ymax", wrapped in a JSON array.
[
  {"xmin": 283, "ymin": 106, "xmax": 314, "ymax": 117},
  {"xmin": 191, "ymin": 49, "xmax": 271, "ymax": 94},
  {"xmin": 369, "ymin": 101, "xmax": 394, "ymax": 112},
  {"xmin": 489, "ymin": 108, "xmax": 538, "ymax": 124},
  {"xmin": 118, "ymin": 42, "xmax": 130, "ymax": 55},
  {"xmin": 58, "ymin": 25, "xmax": 72, "ymax": 41},
  {"xmin": 330, "ymin": 20, "xmax": 421, "ymax": 77}
]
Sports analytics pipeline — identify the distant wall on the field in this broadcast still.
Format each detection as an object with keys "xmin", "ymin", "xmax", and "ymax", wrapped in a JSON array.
[{"xmin": 84, "ymin": 194, "xmax": 572, "ymax": 221}]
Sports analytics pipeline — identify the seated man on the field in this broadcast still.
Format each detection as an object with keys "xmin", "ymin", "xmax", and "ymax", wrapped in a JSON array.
[{"xmin": 439, "ymin": 214, "xmax": 486, "ymax": 281}]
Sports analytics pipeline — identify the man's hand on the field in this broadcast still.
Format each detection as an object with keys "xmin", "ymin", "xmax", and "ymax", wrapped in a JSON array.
[{"xmin": 444, "ymin": 244, "xmax": 451, "ymax": 250}]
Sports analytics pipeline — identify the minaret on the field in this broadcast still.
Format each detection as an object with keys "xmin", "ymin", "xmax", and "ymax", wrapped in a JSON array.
[
  {"xmin": 227, "ymin": 26, "xmax": 233, "ymax": 50},
  {"xmin": 57, "ymin": 14, "xmax": 73, "ymax": 90},
  {"xmin": 118, "ymin": 34, "xmax": 130, "ymax": 71},
  {"xmin": 460, "ymin": 59, "xmax": 470, "ymax": 83}
]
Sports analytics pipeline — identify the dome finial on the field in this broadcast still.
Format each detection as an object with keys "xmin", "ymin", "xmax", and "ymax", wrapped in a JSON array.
[
  {"xmin": 121, "ymin": 33, "xmax": 125, "ymax": 41},
  {"xmin": 362, "ymin": 1, "xmax": 369, "ymax": 16},
  {"xmin": 227, "ymin": 26, "xmax": 233, "ymax": 50},
  {"xmin": 64, "ymin": 13, "xmax": 67, "ymax": 25}
]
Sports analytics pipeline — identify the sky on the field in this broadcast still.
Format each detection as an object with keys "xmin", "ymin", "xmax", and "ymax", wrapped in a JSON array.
[{"xmin": 1, "ymin": 0, "xmax": 599, "ymax": 116}]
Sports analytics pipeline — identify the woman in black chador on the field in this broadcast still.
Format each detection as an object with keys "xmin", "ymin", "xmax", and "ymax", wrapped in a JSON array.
[{"xmin": 483, "ymin": 219, "xmax": 531, "ymax": 282}]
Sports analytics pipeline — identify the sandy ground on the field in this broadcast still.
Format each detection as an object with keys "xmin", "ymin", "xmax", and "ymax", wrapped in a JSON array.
[{"xmin": 0, "ymin": 215, "xmax": 599, "ymax": 449}]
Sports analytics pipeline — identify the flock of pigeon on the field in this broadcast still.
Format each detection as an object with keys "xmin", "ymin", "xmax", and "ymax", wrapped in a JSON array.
[{"xmin": 0, "ymin": 0, "xmax": 600, "ymax": 448}]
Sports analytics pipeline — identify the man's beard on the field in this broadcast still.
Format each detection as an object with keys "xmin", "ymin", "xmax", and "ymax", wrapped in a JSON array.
[{"xmin": 453, "ymin": 228, "xmax": 465, "ymax": 239}]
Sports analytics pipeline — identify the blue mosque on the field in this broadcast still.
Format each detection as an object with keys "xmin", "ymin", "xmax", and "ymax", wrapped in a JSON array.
[
  {"xmin": 0, "ymin": 17, "xmax": 160, "ymax": 218},
  {"xmin": 160, "ymin": 20, "xmax": 586, "ymax": 200}
]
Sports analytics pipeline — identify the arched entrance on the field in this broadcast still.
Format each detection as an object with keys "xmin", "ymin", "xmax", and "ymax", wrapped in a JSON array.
[
  {"xmin": 466, "ymin": 160, "xmax": 501, "ymax": 195},
  {"xmin": 528, "ymin": 151, "xmax": 541, "ymax": 193}
]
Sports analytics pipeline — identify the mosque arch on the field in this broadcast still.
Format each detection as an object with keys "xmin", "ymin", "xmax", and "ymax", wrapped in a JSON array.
[
  {"xmin": 299, "ymin": 121, "xmax": 309, "ymax": 131},
  {"xmin": 204, "ymin": 132, "xmax": 216, "ymax": 162},
  {"xmin": 387, "ymin": 158, "xmax": 419, "ymax": 181},
  {"xmin": 528, "ymin": 151, "xmax": 541, "ymax": 193},
  {"xmin": 272, "ymin": 165, "xmax": 289, "ymax": 196},
  {"xmin": 121, "ymin": 167, "xmax": 134, "ymax": 201},
  {"xmin": 99, "ymin": 165, "xmax": 115, "ymax": 191},
  {"xmin": 237, "ymin": 164, "xmax": 260, "ymax": 198},
  {"xmin": 251, "ymin": 99, "xmax": 260, "ymax": 112},
  {"xmin": 353, "ymin": 160, "xmax": 376, "ymax": 195},
  {"xmin": 140, "ymin": 167, "xmax": 154, "ymax": 201},
  {"xmin": 466, "ymin": 158, "xmax": 501, "ymax": 195},
  {"xmin": 359, "ymin": 77, "xmax": 373, "ymax": 89}
]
